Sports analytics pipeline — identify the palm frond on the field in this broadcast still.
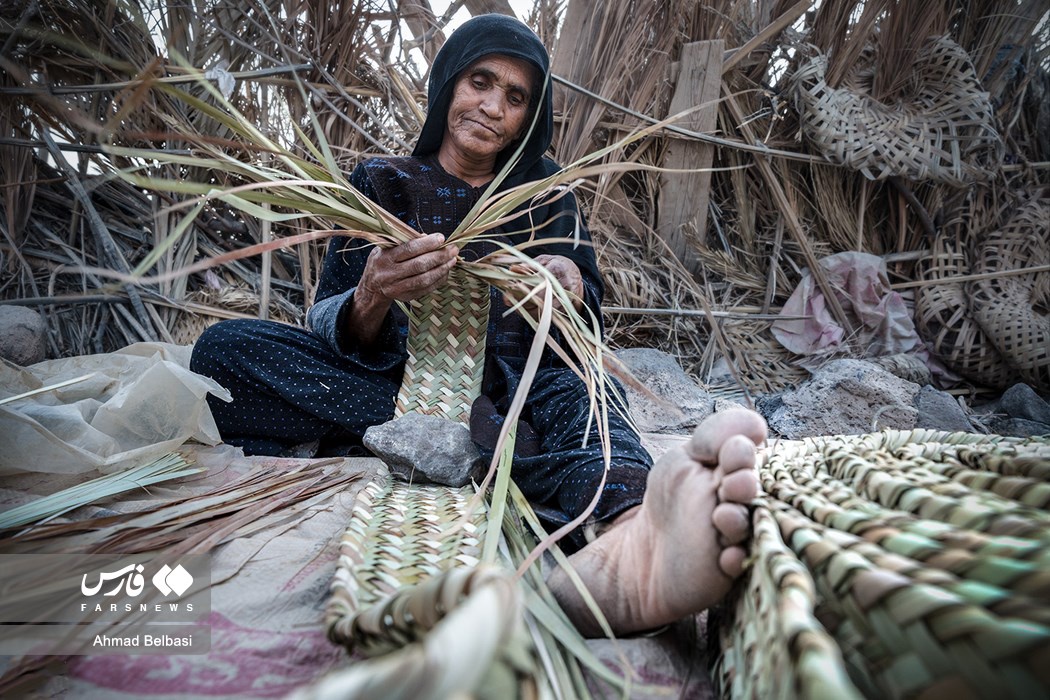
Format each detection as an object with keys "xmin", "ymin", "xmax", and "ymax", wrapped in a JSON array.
[{"xmin": 0, "ymin": 452, "xmax": 202, "ymax": 531}]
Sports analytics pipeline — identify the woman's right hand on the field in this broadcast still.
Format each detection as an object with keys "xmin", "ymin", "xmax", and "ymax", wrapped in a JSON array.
[
  {"xmin": 347, "ymin": 233, "xmax": 458, "ymax": 347},
  {"xmin": 357, "ymin": 233, "xmax": 459, "ymax": 306}
]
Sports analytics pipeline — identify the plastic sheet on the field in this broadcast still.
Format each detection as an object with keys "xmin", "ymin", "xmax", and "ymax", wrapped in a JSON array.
[
  {"xmin": 771, "ymin": 252, "xmax": 929, "ymax": 369},
  {"xmin": 0, "ymin": 343, "xmax": 230, "ymax": 475}
]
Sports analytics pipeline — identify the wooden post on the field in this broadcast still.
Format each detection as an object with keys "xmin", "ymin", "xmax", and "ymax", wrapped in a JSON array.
[
  {"xmin": 463, "ymin": 0, "xmax": 515, "ymax": 17},
  {"xmin": 657, "ymin": 39, "xmax": 723, "ymax": 277},
  {"xmin": 550, "ymin": 0, "xmax": 594, "ymax": 112}
]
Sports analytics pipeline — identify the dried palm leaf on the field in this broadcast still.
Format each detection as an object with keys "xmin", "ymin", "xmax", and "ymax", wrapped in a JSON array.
[{"xmin": 0, "ymin": 452, "xmax": 201, "ymax": 531}]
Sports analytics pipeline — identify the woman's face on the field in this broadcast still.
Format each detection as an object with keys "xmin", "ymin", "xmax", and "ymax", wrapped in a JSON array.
[{"xmin": 442, "ymin": 54, "xmax": 535, "ymax": 168}]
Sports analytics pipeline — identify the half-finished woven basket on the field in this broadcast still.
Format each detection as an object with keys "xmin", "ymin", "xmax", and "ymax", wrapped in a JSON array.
[
  {"xmin": 715, "ymin": 429, "xmax": 1050, "ymax": 699},
  {"xmin": 916, "ymin": 195, "xmax": 1050, "ymax": 392}
]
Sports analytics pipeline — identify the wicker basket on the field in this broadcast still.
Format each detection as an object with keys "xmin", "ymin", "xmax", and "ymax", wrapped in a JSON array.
[
  {"xmin": 791, "ymin": 35, "xmax": 1002, "ymax": 187},
  {"xmin": 916, "ymin": 196, "xmax": 1050, "ymax": 392},
  {"xmin": 969, "ymin": 196, "xmax": 1050, "ymax": 392}
]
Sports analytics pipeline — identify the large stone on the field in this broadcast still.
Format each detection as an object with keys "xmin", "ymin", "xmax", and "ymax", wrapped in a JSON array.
[
  {"xmin": 974, "ymin": 383, "xmax": 1050, "ymax": 437},
  {"xmin": 0, "ymin": 306, "xmax": 47, "ymax": 366},
  {"xmin": 914, "ymin": 385, "xmax": 974, "ymax": 433},
  {"xmin": 615, "ymin": 348, "xmax": 715, "ymax": 433},
  {"xmin": 989, "ymin": 418, "xmax": 1050, "ymax": 438},
  {"xmin": 363, "ymin": 412, "xmax": 484, "ymax": 487},
  {"xmin": 761, "ymin": 358, "xmax": 921, "ymax": 438},
  {"xmin": 999, "ymin": 383, "xmax": 1050, "ymax": 425}
]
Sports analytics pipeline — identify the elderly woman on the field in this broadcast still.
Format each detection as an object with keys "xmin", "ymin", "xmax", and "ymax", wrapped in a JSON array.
[{"xmin": 190, "ymin": 14, "xmax": 765, "ymax": 635}]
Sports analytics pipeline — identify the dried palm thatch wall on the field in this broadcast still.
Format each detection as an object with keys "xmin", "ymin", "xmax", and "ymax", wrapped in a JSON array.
[{"xmin": 0, "ymin": 0, "xmax": 1047, "ymax": 394}]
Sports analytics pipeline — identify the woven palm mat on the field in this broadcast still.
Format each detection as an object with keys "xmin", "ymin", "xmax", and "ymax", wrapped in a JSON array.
[
  {"xmin": 394, "ymin": 267, "xmax": 489, "ymax": 424},
  {"xmin": 322, "ymin": 270, "xmax": 561, "ymax": 697},
  {"xmin": 790, "ymin": 35, "xmax": 1001, "ymax": 186},
  {"xmin": 327, "ymin": 472, "xmax": 488, "ymax": 646},
  {"xmin": 715, "ymin": 429, "xmax": 1050, "ymax": 699}
]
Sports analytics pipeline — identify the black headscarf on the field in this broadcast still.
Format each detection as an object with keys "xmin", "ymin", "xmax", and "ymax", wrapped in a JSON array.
[
  {"xmin": 412, "ymin": 14, "xmax": 554, "ymax": 180},
  {"xmin": 410, "ymin": 14, "xmax": 603, "ymax": 302}
]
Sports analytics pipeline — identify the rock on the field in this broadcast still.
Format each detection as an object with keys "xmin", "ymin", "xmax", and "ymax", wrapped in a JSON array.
[
  {"xmin": 990, "ymin": 418, "xmax": 1050, "ymax": 438},
  {"xmin": 972, "ymin": 383, "xmax": 1050, "ymax": 437},
  {"xmin": 363, "ymin": 412, "xmax": 484, "ymax": 487},
  {"xmin": 762, "ymin": 358, "xmax": 920, "ymax": 438},
  {"xmin": 615, "ymin": 348, "xmax": 715, "ymax": 433},
  {"xmin": 913, "ymin": 385, "xmax": 974, "ymax": 433},
  {"xmin": 0, "ymin": 306, "xmax": 47, "ymax": 366},
  {"xmin": 999, "ymin": 384, "xmax": 1050, "ymax": 425}
]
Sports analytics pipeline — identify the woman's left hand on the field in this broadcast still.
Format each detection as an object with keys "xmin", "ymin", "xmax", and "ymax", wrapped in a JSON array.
[{"xmin": 506, "ymin": 254, "xmax": 584, "ymax": 313}]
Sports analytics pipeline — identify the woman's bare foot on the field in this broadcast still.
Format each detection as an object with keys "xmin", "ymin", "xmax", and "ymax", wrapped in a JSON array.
[{"xmin": 548, "ymin": 408, "xmax": 767, "ymax": 636}]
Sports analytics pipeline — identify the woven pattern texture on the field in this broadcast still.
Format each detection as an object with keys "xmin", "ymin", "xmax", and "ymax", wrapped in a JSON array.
[
  {"xmin": 917, "ymin": 195, "xmax": 1049, "ymax": 391},
  {"xmin": 328, "ymin": 272, "xmax": 491, "ymax": 647},
  {"xmin": 791, "ymin": 35, "xmax": 1001, "ymax": 187},
  {"xmin": 320, "ymin": 272, "xmax": 558, "ymax": 699},
  {"xmin": 327, "ymin": 474, "xmax": 488, "ymax": 653},
  {"xmin": 394, "ymin": 267, "xmax": 489, "ymax": 425},
  {"xmin": 715, "ymin": 429, "xmax": 1050, "ymax": 700},
  {"xmin": 968, "ymin": 196, "xmax": 1050, "ymax": 391}
]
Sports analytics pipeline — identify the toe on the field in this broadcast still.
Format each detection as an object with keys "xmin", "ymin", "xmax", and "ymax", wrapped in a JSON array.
[
  {"xmin": 718, "ymin": 434, "xmax": 757, "ymax": 473},
  {"xmin": 719, "ymin": 546, "xmax": 748, "ymax": 578},
  {"xmin": 688, "ymin": 409, "xmax": 767, "ymax": 465},
  {"xmin": 719, "ymin": 469, "xmax": 759, "ymax": 504},
  {"xmin": 712, "ymin": 502, "xmax": 750, "ymax": 544}
]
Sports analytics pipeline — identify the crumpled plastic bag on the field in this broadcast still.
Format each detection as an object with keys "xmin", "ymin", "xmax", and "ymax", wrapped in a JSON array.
[
  {"xmin": 0, "ymin": 342, "xmax": 231, "ymax": 475},
  {"xmin": 771, "ymin": 252, "xmax": 928, "ymax": 368}
]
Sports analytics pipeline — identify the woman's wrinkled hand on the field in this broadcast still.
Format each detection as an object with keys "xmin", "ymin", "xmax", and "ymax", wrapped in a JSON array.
[
  {"xmin": 504, "ymin": 254, "xmax": 584, "ymax": 314},
  {"xmin": 357, "ymin": 233, "xmax": 459, "ymax": 306}
]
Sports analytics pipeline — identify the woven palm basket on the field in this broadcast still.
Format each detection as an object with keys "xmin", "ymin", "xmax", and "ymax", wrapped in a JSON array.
[
  {"xmin": 916, "ymin": 196, "xmax": 1050, "ymax": 392},
  {"xmin": 714, "ymin": 429, "xmax": 1050, "ymax": 699},
  {"xmin": 323, "ymin": 270, "xmax": 554, "ymax": 698},
  {"xmin": 790, "ymin": 35, "xmax": 1001, "ymax": 187},
  {"xmin": 968, "ymin": 196, "xmax": 1050, "ymax": 392}
]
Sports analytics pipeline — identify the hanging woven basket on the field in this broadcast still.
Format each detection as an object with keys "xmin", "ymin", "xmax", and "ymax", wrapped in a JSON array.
[
  {"xmin": 790, "ymin": 35, "xmax": 1002, "ymax": 187},
  {"xmin": 916, "ymin": 196, "xmax": 1049, "ymax": 392}
]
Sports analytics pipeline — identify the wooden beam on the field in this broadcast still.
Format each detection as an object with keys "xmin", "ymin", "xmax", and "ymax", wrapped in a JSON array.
[
  {"xmin": 656, "ymin": 40, "xmax": 723, "ymax": 276},
  {"xmin": 463, "ymin": 0, "xmax": 515, "ymax": 17},
  {"xmin": 550, "ymin": 0, "xmax": 594, "ymax": 112}
]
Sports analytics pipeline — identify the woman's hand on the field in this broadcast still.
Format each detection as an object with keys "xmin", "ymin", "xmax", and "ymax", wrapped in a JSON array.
[
  {"xmin": 348, "ymin": 233, "xmax": 459, "ymax": 347},
  {"xmin": 358, "ymin": 233, "xmax": 459, "ymax": 305},
  {"xmin": 504, "ymin": 254, "xmax": 584, "ymax": 314}
]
